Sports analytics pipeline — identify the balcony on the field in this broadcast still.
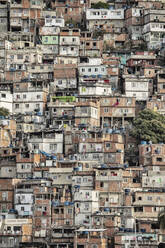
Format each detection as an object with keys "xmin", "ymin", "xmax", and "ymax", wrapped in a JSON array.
[
  {"xmin": 0, "ymin": 230, "xmax": 22, "ymax": 236},
  {"xmin": 52, "ymin": 228, "xmax": 74, "ymax": 238},
  {"xmin": 96, "ymin": 175, "xmax": 122, "ymax": 181},
  {"xmin": 10, "ymin": 3, "xmax": 22, "ymax": 8},
  {"xmin": 16, "ymin": 188, "xmax": 33, "ymax": 194}
]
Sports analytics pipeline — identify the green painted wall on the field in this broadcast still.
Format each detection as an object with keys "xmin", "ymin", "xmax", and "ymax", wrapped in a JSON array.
[{"xmin": 42, "ymin": 36, "xmax": 59, "ymax": 45}]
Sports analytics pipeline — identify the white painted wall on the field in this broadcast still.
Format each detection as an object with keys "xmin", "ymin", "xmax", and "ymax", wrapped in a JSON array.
[
  {"xmin": 13, "ymin": 91, "xmax": 45, "ymax": 114},
  {"xmin": 45, "ymin": 17, "xmax": 65, "ymax": 28},
  {"xmin": 59, "ymin": 46, "xmax": 79, "ymax": 56},
  {"xmin": 0, "ymin": 91, "xmax": 13, "ymax": 113},
  {"xmin": 60, "ymin": 36, "xmax": 80, "ymax": 46},
  {"xmin": 86, "ymin": 9, "xmax": 124, "ymax": 20},
  {"xmin": 79, "ymin": 86, "xmax": 111, "ymax": 96},
  {"xmin": 55, "ymin": 78, "xmax": 77, "ymax": 89}
]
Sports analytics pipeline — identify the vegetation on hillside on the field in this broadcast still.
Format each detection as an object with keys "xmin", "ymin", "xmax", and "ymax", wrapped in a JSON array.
[
  {"xmin": 0, "ymin": 107, "xmax": 10, "ymax": 117},
  {"xmin": 91, "ymin": 1, "xmax": 109, "ymax": 9},
  {"xmin": 131, "ymin": 109, "xmax": 165, "ymax": 144}
]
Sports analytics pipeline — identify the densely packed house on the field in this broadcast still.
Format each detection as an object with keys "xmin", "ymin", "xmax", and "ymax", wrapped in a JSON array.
[{"xmin": 1, "ymin": 0, "xmax": 165, "ymax": 247}]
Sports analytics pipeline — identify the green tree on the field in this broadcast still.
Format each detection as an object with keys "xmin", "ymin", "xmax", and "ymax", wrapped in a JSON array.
[
  {"xmin": 0, "ymin": 107, "xmax": 10, "ymax": 117},
  {"xmin": 131, "ymin": 109, "xmax": 165, "ymax": 144},
  {"xmin": 91, "ymin": 1, "xmax": 109, "ymax": 9}
]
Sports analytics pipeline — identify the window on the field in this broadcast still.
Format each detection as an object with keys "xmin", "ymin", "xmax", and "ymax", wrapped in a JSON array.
[
  {"xmin": 77, "ymin": 178, "xmax": 81, "ymax": 183},
  {"xmin": 112, "ymin": 68, "xmax": 117, "ymax": 72},
  {"xmin": 81, "ymin": 107, "xmax": 88, "ymax": 114},
  {"xmin": 9, "ymin": 239, "xmax": 14, "ymax": 246},
  {"xmin": 68, "ymin": 209, "xmax": 72, "ymax": 214},
  {"xmin": 147, "ymin": 196, "xmax": 152, "ymax": 201},
  {"xmin": 100, "ymin": 182, "xmax": 104, "ymax": 187},
  {"xmin": 24, "ymin": 9, "xmax": 28, "ymax": 14},
  {"xmin": 84, "ymin": 203, "xmax": 89, "ymax": 210},
  {"xmin": 56, "ymin": 20, "xmax": 61, "ymax": 23},
  {"xmin": 104, "ymin": 108, "xmax": 109, "ymax": 113},
  {"xmin": 36, "ymin": 104, "xmax": 40, "ymax": 109},
  {"xmin": 1, "ymin": 93, "xmax": 6, "ymax": 98},
  {"xmin": 21, "ymin": 164, "xmax": 25, "ymax": 169},
  {"xmin": 17, "ymin": 55, "xmax": 23, "ymax": 59},
  {"xmin": 16, "ymin": 94, "xmax": 20, "ymax": 99},
  {"xmin": 49, "ymin": 144, "xmax": 57, "ymax": 151},
  {"xmin": 15, "ymin": 104, "xmax": 19, "ymax": 109},
  {"xmin": 157, "ymin": 157, "xmax": 162, "ymax": 162},
  {"xmin": 53, "ymin": 37, "xmax": 56, "ymax": 40},
  {"xmin": 85, "ymin": 164, "xmax": 89, "ymax": 168},
  {"xmin": 37, "ymin": 95, "xmax": 41, "ymax": 99},
  {"xmin": 2, "ymin": 192, "xmax": 8, "ymax": 200},
  {"xmin": 23, "ymin": 94, "xmax": 26, "ymax": 99},
  {"xmin": 21, "ymin": 206, "xmax": 24, "ymax": 211},
  {"xmin": 88, "ymin": 68, "xmax": 91, "ymax": 72},
  {"xmin": 32, "ymin": 144, "xmax": 39, "ymax": 149},
  {"xmin": 138, "ymin": 196, "xmax": 142, "ymax": 200},
  {"xmin": 25, "ymin": 104, "xmax": 29, "ymax": 108},
  {"xmin": 134, "ymin": 207, "xmax": 143, "ymax": 212},
  {"xmin": 31, "ymin": 0, "xmax": 37, "ymax": 5},
  {"xmin": 153, "ymin": 207, "xmax": 157, "ymax": 212},
  {"xmin": 18, "ymin": 65, "xmax": 22, "ymax": 70},
  {"xmin": 106, "ymin": 143, "xmax": 111, "ymax": 148},
  {"xmin": 127, "ymin": 98, "xmax": 132, "ymax": 104},
  {"xmin": 95, "ymin": 68, "xmax": 98, "ymax": 72},
  {"xmin": 117, "ymin": 11, "xmax": 121, "ymax": 15}
]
